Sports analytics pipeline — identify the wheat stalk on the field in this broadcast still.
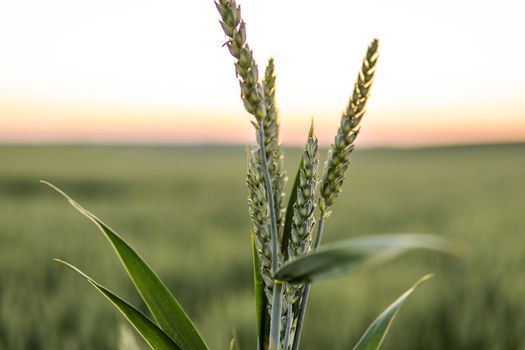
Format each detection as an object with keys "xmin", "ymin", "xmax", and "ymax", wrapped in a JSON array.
[
  {"xmin": 291, "ymin": 40, "xmax": 379, "ymax": 350},
  {"xmin": 282, "ymin": 123, "xmax": 319, "ymax": 349},
  {"xmin": 216, "ymin": 1, "xmax": 284, "ymax": 348},
  {"xmin": 215, "ymin": 0, "xmax": 281, "ymax": 270},
  {"xmin": 216, "ymin": 3, "xmax": 386, "ymax": 350}
]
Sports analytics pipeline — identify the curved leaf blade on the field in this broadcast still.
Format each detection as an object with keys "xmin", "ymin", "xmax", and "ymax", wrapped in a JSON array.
[
  {"xmin": 281, "ymin": 156, "xmax": 303, "ymax": 260},
  {"xmin": 43, "ymin": 181, "xmax": 209, "ymax": 350},
  {"xmin": 353, "ymin": 274, "xmax": 432, "ymax": 350},
  {"xmin": 55, "ymin": 259, "xmax": 180, "ymax": 350},
  {"xmin": 275, "ymin": 234, "xmax": 458, "ymax": 283}
]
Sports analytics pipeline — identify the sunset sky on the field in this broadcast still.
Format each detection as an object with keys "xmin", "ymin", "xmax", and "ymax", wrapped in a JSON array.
[{"xmin": 1, "ymin": 0, "xmax": 524, "ymax": 146}]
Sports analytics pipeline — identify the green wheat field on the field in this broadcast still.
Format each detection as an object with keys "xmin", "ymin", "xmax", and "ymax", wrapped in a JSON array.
[{"xmin": 1, "ymin": 143, "xmax": 524, "ymax": 349}]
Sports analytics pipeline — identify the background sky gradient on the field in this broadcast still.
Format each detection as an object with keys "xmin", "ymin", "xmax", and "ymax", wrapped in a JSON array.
[{"xmin": 1, "ymin": 0, "xmax": 524, "ymax": 146}]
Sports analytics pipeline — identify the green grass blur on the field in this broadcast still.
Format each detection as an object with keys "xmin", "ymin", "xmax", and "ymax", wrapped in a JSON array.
[{"xmin": 0, "ymin": 143, "xmax": 524, "ymax": 349}]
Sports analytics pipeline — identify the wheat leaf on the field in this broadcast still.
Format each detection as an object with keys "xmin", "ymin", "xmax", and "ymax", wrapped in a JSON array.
[
  {"xmin": 353, "ymin": 274, "xmax": 432, "ymax": 350},
  {"xmin": 275, "ymin": 234, "xmax": 457, "ymax": 283},
  {"xmin": 42, "ymin": 181, "xmax": 208, "ymax": 350},
  {"xmin": 281, "ymin": 156, "xmax": 303, "ymax": 260},
  {"xmin": 54, "ymin": 259, "xmax": 180, "ymax": 350}
]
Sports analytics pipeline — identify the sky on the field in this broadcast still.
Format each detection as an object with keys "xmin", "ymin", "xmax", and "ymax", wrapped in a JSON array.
[{"xmin": 0, "ymin": 0, "xmax": 524, "ymax": 146}]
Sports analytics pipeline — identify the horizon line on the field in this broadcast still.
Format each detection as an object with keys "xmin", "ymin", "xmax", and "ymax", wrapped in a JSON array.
[{"xmin": 1, "ymin": 139, "xmax": 524, "ymax": 150}]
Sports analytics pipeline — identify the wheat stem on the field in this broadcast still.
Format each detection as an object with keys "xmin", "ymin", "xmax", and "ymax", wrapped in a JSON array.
[
  {"xmin": 292, "ymin": 42, "xmax": 379, "ymax": 348},
  {"xmin": 216, "ymin": 3, "xmax": 284, "ymax": 346},
  {"xmin": 269, "ymin": 280, "xmax": 284, "ymax": 350},
  {"xmin": 283, "ymin": 302, "xmax": 293, "ymax": 350},
  {"xmin": 313, "ymin": 212, "xmax": 326, "ymax": 250},
  {"xmin": 290, "ymin": 210, "xmax": 326, "ymax": 350}
]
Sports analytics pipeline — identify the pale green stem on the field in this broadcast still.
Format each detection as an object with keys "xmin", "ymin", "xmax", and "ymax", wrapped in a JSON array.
[
  {"xmin": 313, "ymin": 211, "xmax": 326, "ymax": 250},
  {"xmin": 269, "ymin": 281, "xmax": 283, "ymax": 350},
  {"xmin": 256, "ymin": 120, "xmax": 282, "ymax": 350},
  {"xmin": 290, "ymin": 210, "xmax": 326, "ymax": 350},
  {"xmin": 283, "ymin": 301, "xmax": 293, "ymax": 350}
]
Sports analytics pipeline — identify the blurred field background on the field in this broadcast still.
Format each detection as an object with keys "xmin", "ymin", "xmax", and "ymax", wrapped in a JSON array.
[
  {"xmin": 1, "ymin": 143, "xmax": 524, "ymax": 349},
  {"xmin": 2, "ymin": 0, "xmax": 525, "ymax": 348}
]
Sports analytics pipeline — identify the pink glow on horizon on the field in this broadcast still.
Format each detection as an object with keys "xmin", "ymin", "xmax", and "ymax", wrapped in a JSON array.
[{"xmin": 1, "ymin": 101, "xmax": 524, "ymax": 147}]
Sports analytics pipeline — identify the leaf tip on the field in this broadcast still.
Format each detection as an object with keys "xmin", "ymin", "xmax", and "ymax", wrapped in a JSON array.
[
  {"xmin": 40, "ymin": 180, "xmax": 74, "ymax": 202},
  {"xmin": 416, "ymin": 273, "xmax": 433, "ymax": 287},
  {"xmin": 40, "ymin": 180, "xmax": 61, "ymax": 194}
]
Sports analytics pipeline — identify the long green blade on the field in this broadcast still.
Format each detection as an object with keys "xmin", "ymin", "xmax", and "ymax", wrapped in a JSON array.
[
  {"xmin": 251, "ymin": 233, "xmax": 269, "ymax": 350},
  {"xmin": 353, "ymin": 274, "xmax": 432, "ymax": 350},
  {"xmin": 275, "ymin": 234, "xmax": 457, "ymax": 283},
  {"xmin": 281, "ymin": 157, "xmax": 303, "ymax": 260},
  {"xmin": 43, "ymin": 181, "xmax": 208, "ymax": 350},
  {"xmin": 55, "ymin": 259, "xmax": 180, "ymax": 350}
]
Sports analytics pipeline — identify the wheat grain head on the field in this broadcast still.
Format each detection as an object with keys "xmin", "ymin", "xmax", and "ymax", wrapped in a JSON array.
[
  {"xmin": 320, "ymin": 39, "xmax": 379, "ymax": 209},
  {"xmin": 263, "ymin": 58, "xmax": 287, "ymax": 234}
]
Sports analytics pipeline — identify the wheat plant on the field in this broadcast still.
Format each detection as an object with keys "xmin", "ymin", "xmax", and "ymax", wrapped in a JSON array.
[{"xmin": 44, "ymin": 1, "xmax": 457, "ymax": 349}]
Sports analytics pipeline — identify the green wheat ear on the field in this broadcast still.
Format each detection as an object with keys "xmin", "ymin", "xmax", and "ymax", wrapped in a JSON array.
[
  {"xmin": 263, "ymin": 58, "xmax": 287, "ymax": 234},
  {"xmin": 215, "ymin": 0, "xmax": 265, "ymax": 121},
  {"xmin": 287, "ymin": 121, "xmax": 319, "ymax": 262},
  {"xmin": 247, "ymin": 145, "xmax": 276, "ymax": 304},
  {"xmin": 321, "ymin": 38, "xmax": 379, "ymax": 209},
  {"xmin": 281, "ymin": 121, "xmax": 319, "ymax": 348}
]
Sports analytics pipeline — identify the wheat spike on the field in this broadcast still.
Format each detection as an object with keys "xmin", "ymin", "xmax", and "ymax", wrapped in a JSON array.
[
  {"xmin": 288, "ymin": 124, "xmax": 319, "ymax": 262},
  {"xmin": 321, "ymin": 39, "xmax": 379, "ymax": 208},
  {"xmin": 217, "ymin": 0, "xmax": 286, "ymax": 243},
  {"xmin": 247, "ymin": 146, "xmax": 276, "ymax": 303},
  {"xmin": 215, "ymin": 0, "xmax": 266, "ymax": 121},
  {"xmin": 282, "ymin": 124, "xmax": 319, "ymax": 349},
  {"xmin": 263, "ymin": 58, "xmax": 287, "ymax": 234}
]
